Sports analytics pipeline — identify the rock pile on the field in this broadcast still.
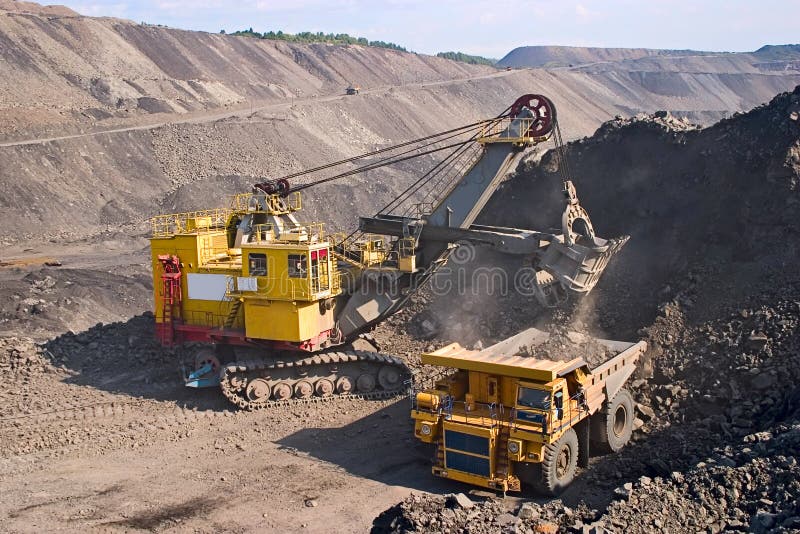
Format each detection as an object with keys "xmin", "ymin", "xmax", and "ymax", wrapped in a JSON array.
[
  {"xmin": 372, "ymin": 492, "xmax": 594, "ymax": 534},
  {"xmin": 0, "ymin": 336, "xmax": 50, "ymax": 376},
  {"xmin": 374, "ymin": 87, "xmax": 800, "ymax": 533},
  {"xmin": 42, "ymin": 312, "xmax": 167, "ymax": 374},
  {"xmin": 517, "ymin": 311, "xmax": 615, "ymax": 367},
  {"xmin": 601, "ymin": 420, "xmax": 800, "ymax": 533},
  {"xmin": 487, "ymin": 86, "xmax": 800, "ymax": 338}
]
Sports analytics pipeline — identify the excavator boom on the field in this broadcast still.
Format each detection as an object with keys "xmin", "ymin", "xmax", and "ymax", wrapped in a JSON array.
[{"xmin": 337, "ymin": 94, "xmax": 626, "ymax": 337}]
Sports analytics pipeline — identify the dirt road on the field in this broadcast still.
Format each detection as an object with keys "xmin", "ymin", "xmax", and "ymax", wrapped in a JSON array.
[{"xmin": 0, "ymin": 69, "xmax": 518, "ymax": 148}]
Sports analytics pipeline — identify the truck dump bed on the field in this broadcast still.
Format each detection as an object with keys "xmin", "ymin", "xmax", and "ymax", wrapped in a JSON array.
[{"xmin": 421, "ymin": 327, "xmax": 646, "ymax": 413}]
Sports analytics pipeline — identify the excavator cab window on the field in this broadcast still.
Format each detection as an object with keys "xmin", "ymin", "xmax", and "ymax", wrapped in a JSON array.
[
  {"xmin": 288, "ymin": 254, "xmax": 307, "ymax": 278},
  {"xmin": 248, "ymin": 253, "xmax": 267, "ymax": 276}
]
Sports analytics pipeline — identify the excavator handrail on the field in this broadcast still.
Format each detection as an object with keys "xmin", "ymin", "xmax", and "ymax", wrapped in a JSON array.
[{"xmin": 150, "ymin": 208, "xmax": 231, "ymax": 237}]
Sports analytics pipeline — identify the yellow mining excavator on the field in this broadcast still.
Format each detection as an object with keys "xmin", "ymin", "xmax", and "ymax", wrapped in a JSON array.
[{"xmin": 149, "ymin": 94, "xmax": 628, "ymax": 410}]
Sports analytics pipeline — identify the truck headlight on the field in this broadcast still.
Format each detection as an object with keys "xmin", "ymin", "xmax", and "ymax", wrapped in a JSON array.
[
  {"xmin": 420, "ymin": 424, "xmax": 432, "ymax": 436},
  {"xmin": 507, "ymin": 440, "xmax": 520, "ymax": 454}
]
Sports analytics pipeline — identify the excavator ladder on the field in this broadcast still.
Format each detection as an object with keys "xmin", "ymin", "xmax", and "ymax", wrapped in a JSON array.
[
  {"xmin": 157, "ymin": 255, "xmax": 182, "ymax": 346},
  {"xmin": 224, "ymin": 298, "xmax": 243, "ymax": 328}
]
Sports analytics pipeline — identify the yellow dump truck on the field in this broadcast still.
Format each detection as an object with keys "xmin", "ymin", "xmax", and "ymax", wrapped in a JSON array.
[{"xmin": 411, "ymin": 327, "xmax": 646, "ymax": 495}]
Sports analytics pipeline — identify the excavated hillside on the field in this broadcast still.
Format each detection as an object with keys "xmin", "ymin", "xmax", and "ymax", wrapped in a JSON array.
[
  {"xmin": 497, "ymin": 45, "xmax": 710, "ymax": 68},
  {"xmin": 499, "ymin": 44, "xmax": 800, "ymax": 69},
  {"xmin": 374, "ymin": 87, "xmax": 800, "ymax": 534},
  {"xmin": 488, "ymin": 86, "xmax": 800, "ymax": 334},
  {"xmin": 2, "ymin": 2, "xmax": 800, "ymax": 246},
  {"xmin": 0, "ymin": 9, "xmax": 491, "ymax": 139}
]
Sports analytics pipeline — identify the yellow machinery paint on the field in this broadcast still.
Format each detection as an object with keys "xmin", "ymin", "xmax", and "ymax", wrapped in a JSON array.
[
  {"xmin": 150, "ymin": 231, "xmax": 242, "ymax": 331},
  {"xmin": 411, "ymin": 328, "xmax": 647, "ymax": 494},
  {"xmin": 149, "ymin": 191, "xmax": 341, "ymax": 346}
]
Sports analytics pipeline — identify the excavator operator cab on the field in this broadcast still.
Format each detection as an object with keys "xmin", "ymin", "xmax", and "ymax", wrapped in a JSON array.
[{"xmin": 351, "ymin": 236, "xmax": 387, "ymax": 266}]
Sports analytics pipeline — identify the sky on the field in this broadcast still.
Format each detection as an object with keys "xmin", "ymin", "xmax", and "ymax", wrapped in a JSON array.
[{"xmin": 59, "ymin": 0, "xmax": 800, "ymax": 59}]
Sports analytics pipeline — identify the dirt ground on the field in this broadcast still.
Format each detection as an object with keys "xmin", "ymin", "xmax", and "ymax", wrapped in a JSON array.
[
  {"xmin": 3, "ymin": 4, "xmax": 800, "ymax": 533},
  {"xmin": 0, "ymin": 261, "xmax": 421, "ymax": 533}
]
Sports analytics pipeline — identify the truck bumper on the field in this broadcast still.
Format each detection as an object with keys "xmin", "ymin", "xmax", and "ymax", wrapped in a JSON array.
[{"xmin": 432, "ymin": 466, "xmax": 519, "ymax": 492}]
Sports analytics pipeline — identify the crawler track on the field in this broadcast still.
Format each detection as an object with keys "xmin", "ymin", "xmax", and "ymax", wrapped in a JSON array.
[{"xmin": 219, "ymin": 350, "xmax": 411, "ymax": 410}]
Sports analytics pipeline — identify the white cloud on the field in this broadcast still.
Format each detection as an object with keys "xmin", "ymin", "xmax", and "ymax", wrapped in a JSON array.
[{"xmin": 575, "ymin": 3, "xmax": 598, "ymax": 22}]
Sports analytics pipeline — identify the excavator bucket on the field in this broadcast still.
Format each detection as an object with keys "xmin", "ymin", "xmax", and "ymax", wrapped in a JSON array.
[
  {"xmin": 530, "ymin": 179, "xmax": 629, "ymax": 307},
  {"xmin": 533, "ymin": 235, "xmax": 629, "ymax": 307}
]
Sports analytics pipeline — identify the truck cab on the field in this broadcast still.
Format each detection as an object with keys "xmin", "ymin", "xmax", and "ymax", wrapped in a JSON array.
[{"xmin": 411, "ymin": 328, "xmax": 645, "ymax": 494}]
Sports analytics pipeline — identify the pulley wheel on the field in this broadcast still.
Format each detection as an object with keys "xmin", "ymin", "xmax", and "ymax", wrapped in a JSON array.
[{"xmin": 508, "ymin": 94, "xmax": 555, "ymax": 137}]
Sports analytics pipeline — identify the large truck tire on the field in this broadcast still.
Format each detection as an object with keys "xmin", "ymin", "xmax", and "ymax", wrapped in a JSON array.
[
  {"xmin": 600, "ymin": 388, "xmax": 634, "ymax": 453},
  {"xmin": 535, "ymin": 427, "xmax": 579, "ymax": 496}
]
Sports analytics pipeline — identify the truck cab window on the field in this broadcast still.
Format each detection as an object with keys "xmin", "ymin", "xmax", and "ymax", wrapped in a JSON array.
[
  {"xmin": 554, "ymin": 390, "xmax": 564, "ymax": 419},
  {"xmin": 248, "ymin": 253, "xmax": 266, "ymax": 276},
  {"xmin": 517, "ymin": 387, "xmax": 550, "ymax": 410},
  {"xmin": 288, "ymin": 254, "xmax": 307, "ymax": 278}
]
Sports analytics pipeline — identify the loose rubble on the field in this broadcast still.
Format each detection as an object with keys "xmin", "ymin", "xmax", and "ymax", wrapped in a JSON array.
[
  {"xmin": 373, "ymin": 88, "xmax": 800, "ymax": 532},
  {"xmin": 372, "ymin": 492, "xmax": 588, "ymax": 534}
]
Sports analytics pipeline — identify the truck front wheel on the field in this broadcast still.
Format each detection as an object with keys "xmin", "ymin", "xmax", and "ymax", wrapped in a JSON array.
[
  {"xmin": 536, "ymin": 427, "xmax": 579, "ymax": 495},
  {"xmin": 602, "ymin": 388, "xmax": 634, "ymax": 452}
]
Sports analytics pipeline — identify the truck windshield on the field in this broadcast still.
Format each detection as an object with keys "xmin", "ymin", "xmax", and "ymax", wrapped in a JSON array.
[{"xmin": 517, "ymin": 387, "xmax": 551, "ymax": 410}]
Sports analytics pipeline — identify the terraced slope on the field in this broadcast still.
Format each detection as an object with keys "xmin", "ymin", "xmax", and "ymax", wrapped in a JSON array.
[{"xmin": 1, "ymin": 3, "xmax": 799, "ymax": 246}]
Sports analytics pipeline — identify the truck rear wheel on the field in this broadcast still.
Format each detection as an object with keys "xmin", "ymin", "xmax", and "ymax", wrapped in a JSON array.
[
  {"xmin": 535, "ymin": 427, "xmax": 579, "ymax": 495},
  {"xmin": 601, "ymin": 388, "xmax": 634, "ymax": 452}
]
